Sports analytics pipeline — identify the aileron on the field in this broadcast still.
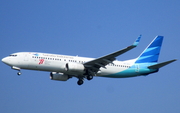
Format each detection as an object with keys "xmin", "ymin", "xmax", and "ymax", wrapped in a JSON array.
[{"xmin": 84, "ymin": 35, "xmax": 141, "ymax": 72}]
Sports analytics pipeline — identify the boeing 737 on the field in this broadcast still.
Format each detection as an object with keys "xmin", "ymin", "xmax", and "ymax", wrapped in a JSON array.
[{"xmin": 2, "ymin": 36, "xmax": 177, "ymax": 85}]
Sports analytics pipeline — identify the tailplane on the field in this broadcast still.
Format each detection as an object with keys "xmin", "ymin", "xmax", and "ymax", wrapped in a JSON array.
[
  {"xmin": 148, "ymin": 59, "xmax": 177, "ymax": 69},
  {"xmin": 135, "ymin": 36, "xmax": 163, "ymax": 63}
]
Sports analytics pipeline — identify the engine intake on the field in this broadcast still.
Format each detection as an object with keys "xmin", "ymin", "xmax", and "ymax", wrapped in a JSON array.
[{"xmin": 50, "ymin": 72, "xmax": 69, "ymax": 81}]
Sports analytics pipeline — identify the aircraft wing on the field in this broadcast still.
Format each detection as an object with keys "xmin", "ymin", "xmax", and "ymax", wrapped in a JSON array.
[{"xmin": 84, "ymin": 35, "xmax": 141, "ymax": 72}]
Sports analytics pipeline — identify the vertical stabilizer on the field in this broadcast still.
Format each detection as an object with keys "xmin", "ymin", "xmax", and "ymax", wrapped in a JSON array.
[{"xmin": 135, "ymin": 36, "xmax": 163, "ymax": 63}]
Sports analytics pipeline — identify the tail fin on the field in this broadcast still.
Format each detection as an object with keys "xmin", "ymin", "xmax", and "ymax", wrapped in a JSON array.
[{"xmin": 135, "ymin": 36, "xmax": 163, "ymax": 63}]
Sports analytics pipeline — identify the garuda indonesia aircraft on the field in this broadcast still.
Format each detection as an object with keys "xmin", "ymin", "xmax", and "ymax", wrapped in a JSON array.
[{"xmin": 2, "ymin": 36, "xmax": 177, "ymax": 85}]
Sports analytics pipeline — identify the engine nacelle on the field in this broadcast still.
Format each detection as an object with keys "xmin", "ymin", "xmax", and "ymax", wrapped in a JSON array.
[
  {"xmin": 50, "ymin": 72, "xmax": 69, "ymax": 81},
  {"xmin": 65, "ymin": 63, "xmax": 85, "ymax": 73}
]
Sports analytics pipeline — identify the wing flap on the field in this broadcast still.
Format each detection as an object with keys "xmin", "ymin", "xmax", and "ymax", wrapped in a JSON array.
[{"xmin": 84, "ymin": 35, "xmax": 141, "ymax": 72}]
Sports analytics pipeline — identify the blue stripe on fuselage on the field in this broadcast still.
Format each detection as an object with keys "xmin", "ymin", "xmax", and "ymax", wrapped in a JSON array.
[{"xmin": 100, "ymin": 63, "xmax": 158, "ymax": 78}]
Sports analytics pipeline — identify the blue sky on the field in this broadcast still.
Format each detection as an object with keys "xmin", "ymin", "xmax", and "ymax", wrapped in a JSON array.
[{"xmin": 0, "ymin": 0, "xmax": 179, "ymax": 113}]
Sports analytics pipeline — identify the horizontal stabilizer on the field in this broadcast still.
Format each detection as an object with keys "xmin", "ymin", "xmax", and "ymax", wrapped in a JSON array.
[{"xmin": 148, "ymin": 59, "xmax": 177, "ymax": 69}]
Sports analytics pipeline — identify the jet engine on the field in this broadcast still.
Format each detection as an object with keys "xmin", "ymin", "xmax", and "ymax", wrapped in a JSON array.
[
  {"xmin": 65, "ymin": 62, "xmax": 85, "ymax": 73},
  {"xmin": 50, "ymin": 72, "xmax": 69, "ymax": 81}
]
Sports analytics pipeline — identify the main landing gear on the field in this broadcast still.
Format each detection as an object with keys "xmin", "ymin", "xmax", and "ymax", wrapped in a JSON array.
[
  {"xmin": 86, "ymin": 69, "xmax": 94, "ymax": 81},
  {"xmin": 87, "ymin": 75, "xmax": 93, "ymax": 80},
  {"xmin": 77, "ymin": 75, "xmax": 93, "ymax": 85},
  {"xmin": 77, "ymin": 79, "xmax": 84, "ymax": 85},
  {"xmin": 77, "ymin": 71, "xmax": 94, "ymax": 85}
]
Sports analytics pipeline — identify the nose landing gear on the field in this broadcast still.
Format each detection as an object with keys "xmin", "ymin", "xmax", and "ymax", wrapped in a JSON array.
[
  {"xmin": 17, "ymin": 71, "xmax": 21, "ymax": 75},
  {"xmin": 11, "ymin": 66, "xmax": 21, "ymax": 76}
]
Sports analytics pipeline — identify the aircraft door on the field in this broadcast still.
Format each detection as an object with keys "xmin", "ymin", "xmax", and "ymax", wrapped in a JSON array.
[
  {"xmin": 24, "ymin": 54, "xmax": 29, "ymax": 61},
  {"xmin": 135, "ymin": 64, "xmax": 139, "ymax": 72},
  {"xmin": 23, "ymin": 54, "xmax": 29, "ymax": 68}
]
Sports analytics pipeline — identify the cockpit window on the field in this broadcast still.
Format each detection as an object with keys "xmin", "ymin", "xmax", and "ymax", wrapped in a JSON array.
[{"xmin": 9, "ymin": 54, "xmax": 17, "ymax": 57}]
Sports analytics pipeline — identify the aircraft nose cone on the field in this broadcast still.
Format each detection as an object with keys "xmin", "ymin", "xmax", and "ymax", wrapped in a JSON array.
[
  {"xmin": 2, "ymin": 57, "xmax": 8, "ymax": 64},
  {"xmin": 2, "ymin": 58, "xmax": 5, "ymax": 63}
]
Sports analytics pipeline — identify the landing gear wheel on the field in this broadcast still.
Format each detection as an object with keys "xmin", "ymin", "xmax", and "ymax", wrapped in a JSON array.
[
  {"xmin": 17, "ymin": 72, "xmax": 21, "ymax": 75},
  {"xmin": 87, "ymin": 75, "xmax": 93, "ymax": 80},
  {"xmin": 77, "ymin": 79, "xmax": 84, "ymax": 85}
]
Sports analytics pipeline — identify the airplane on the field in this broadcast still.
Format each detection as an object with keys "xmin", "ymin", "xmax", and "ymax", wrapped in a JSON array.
[{"xmin": 1, "ymin": 36, "xmax": 177, "ymax": 85}]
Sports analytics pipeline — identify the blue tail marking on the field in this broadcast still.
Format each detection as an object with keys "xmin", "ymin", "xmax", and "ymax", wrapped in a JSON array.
[
  {"xmin": 135, "ymin": 36, "xmax": 163, "ymax": 63},
  {"xmin": 133, "ymin": 35, "xmax": 141, "ymax": 46}
]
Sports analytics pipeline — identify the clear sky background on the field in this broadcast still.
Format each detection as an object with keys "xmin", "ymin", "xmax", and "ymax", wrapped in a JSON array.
[{"xmin": 0, "ymin": 0, "xmax": 180, "ymax": 113}]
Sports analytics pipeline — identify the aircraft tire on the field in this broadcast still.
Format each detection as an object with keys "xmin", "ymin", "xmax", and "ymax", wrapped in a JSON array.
[
  {"xmin": 87, "ymin": 75, "xmax": 93, "ymax": 80},
  {"xmin": 17, "ymin": 72, "xmax": 21, "ymax": 75},
  {"xmin": 77, "ymin": 79, "xmax": 83, "ymax": 85}
]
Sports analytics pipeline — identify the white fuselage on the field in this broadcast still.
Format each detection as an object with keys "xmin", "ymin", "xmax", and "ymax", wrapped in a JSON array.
[
  {"xmin": 2, "ymin": 52, "xmax": 138, "ymax": 77},
  {"xmin": 2, "ymin": 36, "xmax": 176, "ymax": 85}
]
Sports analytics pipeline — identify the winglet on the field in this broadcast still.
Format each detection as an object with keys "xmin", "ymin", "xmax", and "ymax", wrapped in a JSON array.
[{"xmin": 132, "ymin": 35, "xmax": 141, "ymax": 47}]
